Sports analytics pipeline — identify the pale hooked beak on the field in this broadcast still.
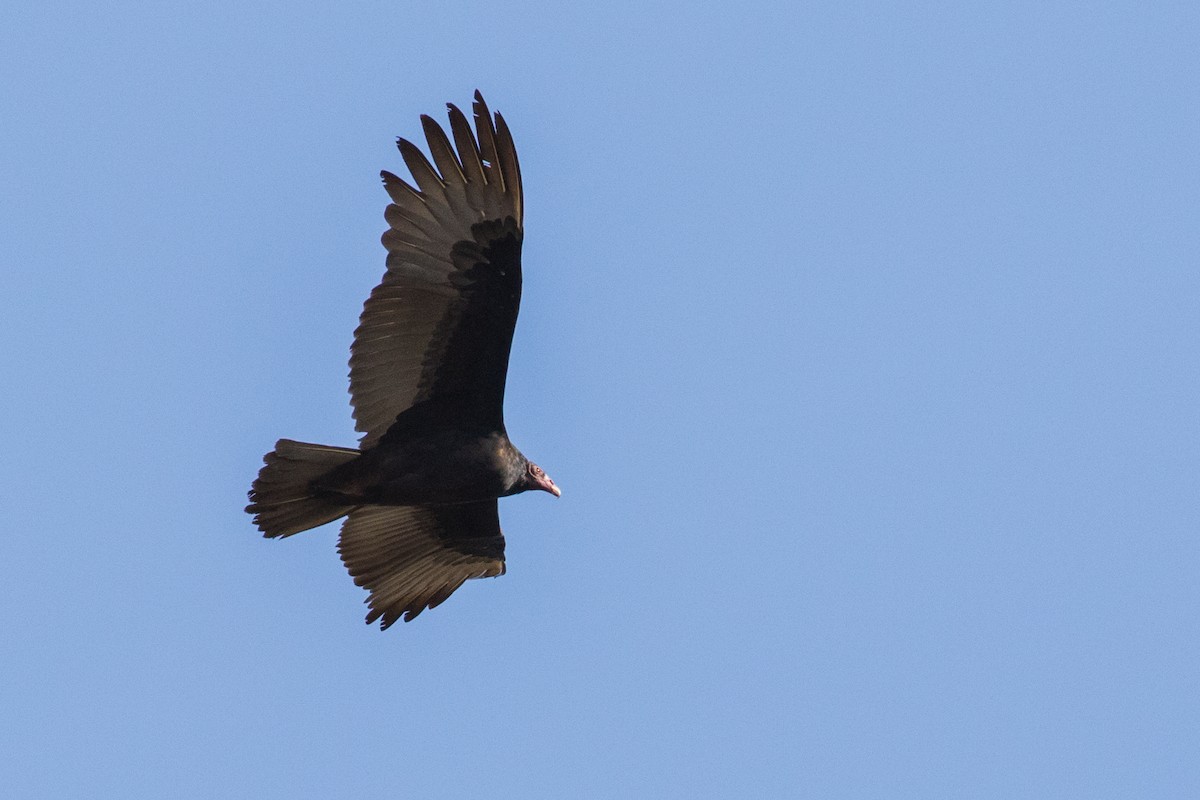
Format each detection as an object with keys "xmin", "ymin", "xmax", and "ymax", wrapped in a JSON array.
[{"xmin": 538, "ymin": 474, "xmax": 562, "ymax": 497}]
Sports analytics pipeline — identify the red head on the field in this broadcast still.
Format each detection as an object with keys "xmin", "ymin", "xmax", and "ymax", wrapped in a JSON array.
[{"xmin": 526, "ymin": 462, "xmax": 561, "ymax": 497}]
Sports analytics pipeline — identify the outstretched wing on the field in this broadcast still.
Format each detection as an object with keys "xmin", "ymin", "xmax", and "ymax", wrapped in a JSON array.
[
  {"xmin": 337, "ymin": 502, "xmax": 506, "ymax": 628},
  {"xmin": 351, "ymin": 92, "xmax": 524, "ymax": 448}
]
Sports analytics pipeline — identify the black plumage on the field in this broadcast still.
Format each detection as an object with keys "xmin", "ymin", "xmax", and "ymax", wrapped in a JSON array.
[{"xmin": 246, "ymin": 92, "xmax": 558, "ymax": 627}]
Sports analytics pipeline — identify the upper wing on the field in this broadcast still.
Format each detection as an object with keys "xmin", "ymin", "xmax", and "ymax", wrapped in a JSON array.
[
  {"xmin": 351, "ymin": 92, "xmax": 524, "ymax": 448},
  {"xmin": 337, "ymin": 502, "xmax": 506, "ymax": 628}
]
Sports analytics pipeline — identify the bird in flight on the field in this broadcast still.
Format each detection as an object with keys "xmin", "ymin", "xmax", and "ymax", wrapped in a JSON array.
[{"xmin": 247, "ymin": 92, "xmax": 559, "ymax": 629}]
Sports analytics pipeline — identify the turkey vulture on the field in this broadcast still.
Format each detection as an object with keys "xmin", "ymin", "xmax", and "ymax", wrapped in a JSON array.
[{"xmin": 247, "ymin": 92, "xmax": 559, "ymax": 628}]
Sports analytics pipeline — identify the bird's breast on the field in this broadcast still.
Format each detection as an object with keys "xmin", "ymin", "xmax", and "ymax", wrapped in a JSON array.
[{"xmin": 353, "ymin": 431, "xmax": 515, "ymax": 506}]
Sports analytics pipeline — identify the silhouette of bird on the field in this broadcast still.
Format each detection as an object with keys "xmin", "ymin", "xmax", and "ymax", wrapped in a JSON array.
[{"xmin": 247, "ymin": 92, "xmax": 558, "ymax": 628}]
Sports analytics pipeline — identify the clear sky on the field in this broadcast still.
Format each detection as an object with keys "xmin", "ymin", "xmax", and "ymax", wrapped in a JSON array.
[{"xmin": 2, "ymin": 1, "xmax": 1197, "ymax": 797}]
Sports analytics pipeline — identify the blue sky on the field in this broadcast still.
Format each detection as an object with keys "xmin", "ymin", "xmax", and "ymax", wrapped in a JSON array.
[{"xmin": 2, "ymin": 1, "xmax": 1197, "ymax": 797}]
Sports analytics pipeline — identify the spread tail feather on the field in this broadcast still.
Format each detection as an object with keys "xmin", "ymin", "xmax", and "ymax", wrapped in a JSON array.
[{"xmin": 247, "ymin": 439, "xmax": 359, "ymax": 538}]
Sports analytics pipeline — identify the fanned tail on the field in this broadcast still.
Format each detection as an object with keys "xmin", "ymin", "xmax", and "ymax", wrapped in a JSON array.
[{"xmin": 247, "ymin": 439, "xmax": 359, "ymax": 538}]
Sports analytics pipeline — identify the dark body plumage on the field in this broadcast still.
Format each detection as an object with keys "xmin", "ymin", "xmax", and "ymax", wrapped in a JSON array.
[{"xmin": 246, "ymin": 93, "xmax": 558, "ymax": 628}]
